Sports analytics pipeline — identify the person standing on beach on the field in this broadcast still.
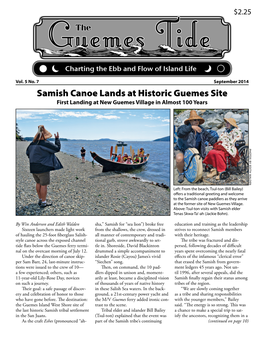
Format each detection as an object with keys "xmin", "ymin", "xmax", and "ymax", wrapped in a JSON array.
[
  {"xmin": 26, "ymin": 125, "xmax": 63, "ymax": 208},
  {"xmin": 80, "ymin": 147, "xmax": 86, "ymax": 163}
]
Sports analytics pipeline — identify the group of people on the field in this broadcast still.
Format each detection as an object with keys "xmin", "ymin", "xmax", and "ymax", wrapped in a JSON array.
[
  {"xmin": 175, "ymin": 110, "xmax": 243, "ymax": 183},
  {"xmin": 81, "ymin": 146, "xmax": 147, "ymax": 165},
  {"xmin": 111, "ymin": 148, "xmax": 146, "ymax": 164}
]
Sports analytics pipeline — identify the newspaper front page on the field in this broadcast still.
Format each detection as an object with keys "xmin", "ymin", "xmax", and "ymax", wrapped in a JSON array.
[{"xmin": 3, "ymin": 2, "xmax": 263, "ymax": 341}]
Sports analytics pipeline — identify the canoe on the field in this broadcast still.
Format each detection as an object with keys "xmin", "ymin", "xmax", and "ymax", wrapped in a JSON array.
[{"xmin": 90, "ymin": 151, "xmax": 149, "ymax": 172}]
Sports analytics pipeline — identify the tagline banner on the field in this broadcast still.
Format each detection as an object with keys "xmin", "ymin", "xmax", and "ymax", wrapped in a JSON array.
[{"xmin": 33, "ymin": 61, "xmax": 231, "ymax": 76}]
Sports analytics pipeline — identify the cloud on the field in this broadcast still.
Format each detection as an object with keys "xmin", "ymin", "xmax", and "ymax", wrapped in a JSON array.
[
  {"xmin": 143, "ymin": 114, "xmax": 162, "ymax": 120},
  {"xmin": 16, "ymin": 112, "xmax": 39, "ymax": 120},
  {"xmin": 55, "ymin": 111, "xmax": 96, "ymax": 118},
  {"xmin": 16, "ymin": 110, "xmax": 121, "ymax": 120},
  {"xmin": 16, "ymin": 110, "xmax": 57, "ymax": 120},
  {"xmin": 95, "ymin": 115, "xmax": 120, "ymax": 120}
]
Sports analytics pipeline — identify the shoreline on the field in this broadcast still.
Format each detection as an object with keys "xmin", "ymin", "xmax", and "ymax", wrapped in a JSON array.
[
  {"xmin": 60, "ymin": 141, "xmax": 170, "ymax": 187},
  {"xmin": 16, "ymin": 141, "xmax": 170, "ymax": 216}
]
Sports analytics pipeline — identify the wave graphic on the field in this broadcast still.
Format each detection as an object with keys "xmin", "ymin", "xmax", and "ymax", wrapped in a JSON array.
[{"xmin": 38, "ymin": 45, "xmax": 223, "ymax": 58}]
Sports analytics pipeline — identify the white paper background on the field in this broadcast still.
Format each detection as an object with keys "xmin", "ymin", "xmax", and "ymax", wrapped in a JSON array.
[{"xmin": 2, "ymin": 1, "xmax": 263, "ymax": 340}]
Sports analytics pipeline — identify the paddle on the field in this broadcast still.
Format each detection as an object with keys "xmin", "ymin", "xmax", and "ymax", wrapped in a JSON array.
[
  {"xmin": 115, "ymin": 145, "xmax": 118, "ymax": 154},
  {"xmin": 110, "ymin": 146, "xmax": 113, "ymax": 158},
  {"xmin": 122, "ymin": 146, "xmax": 124, "ymax": 156}
]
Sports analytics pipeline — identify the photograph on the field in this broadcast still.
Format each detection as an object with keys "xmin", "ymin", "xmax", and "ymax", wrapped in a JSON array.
[
  {"xmin": 173, "ymin": 109, "xmax": 249, "ymax": 186},
  {"xmin": 16, "ymin": 108, "xmax": 170, "ymax": 216}
]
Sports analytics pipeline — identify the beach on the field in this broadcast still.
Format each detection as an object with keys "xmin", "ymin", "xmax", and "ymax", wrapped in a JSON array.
[{"xmin": 16, "ymin": 141, "xmax": 170, "ymax": 216}]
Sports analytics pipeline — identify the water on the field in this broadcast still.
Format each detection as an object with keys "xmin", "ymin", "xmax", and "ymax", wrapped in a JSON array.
[{"xmin": 60, "ymin": 140, "xmax": 170, "ymax": 186}]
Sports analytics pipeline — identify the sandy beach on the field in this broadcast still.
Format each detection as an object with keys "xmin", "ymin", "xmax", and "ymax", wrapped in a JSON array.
[{"xmin": 16, "ymin": 141, "xmax": 170, "ymax": 216}]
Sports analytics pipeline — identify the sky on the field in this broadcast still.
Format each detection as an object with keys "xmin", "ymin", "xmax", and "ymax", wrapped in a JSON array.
[{"xmin": 16, "ymin": 109, "xmax": 170, "ymax": 141}]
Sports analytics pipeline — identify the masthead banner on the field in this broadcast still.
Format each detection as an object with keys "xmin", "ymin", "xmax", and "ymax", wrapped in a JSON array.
[{"xmin": 34, "ymin": 16, "xmax": 231, "ymax": 59}]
